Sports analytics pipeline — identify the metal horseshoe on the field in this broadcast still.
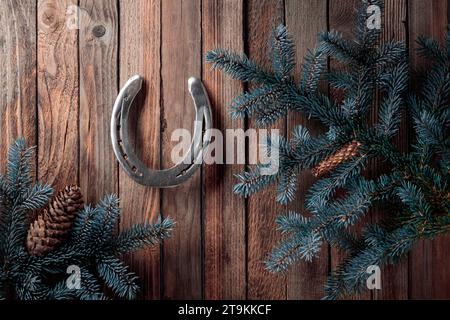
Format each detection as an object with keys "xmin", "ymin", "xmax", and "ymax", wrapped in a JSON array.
[{"xmin": 111, "ymin": 75, "xmax": 212, "ymax": 188}]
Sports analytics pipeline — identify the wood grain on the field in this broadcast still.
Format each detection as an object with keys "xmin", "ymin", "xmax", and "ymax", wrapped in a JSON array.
[
  {"xmin": 0, "ymin": 0, "xmax": 36, "ymax": 172},
  {"xmin": 408, "ymin": 0, "xmax": 450, "ymax": 300},
  {"xmin": 1, "ymin": 0, "xmax": 449, "ymax": 300},
  {"xmin": 329, "ymin": 0, "xmax": 372, "ymax": 300},
  {"xmin": 119, "ymin": 0, "xmax": 162, "ymax": 300},
  {"xmin": 161, "ymin": 0, "xmax": 202, "ymax": 300},
  {"xmin": 246, "ymin": 0, "xmax": 286, "ymax": 300},
  {"xmin": 79, "ymin": 0, "xmax": 119, "ymax": 204},
  {"xmin": 37, "ymin": 0, "xmax": 79, "ymax": 189},
  {"xmin": 285, "ymin": 0, "xmax": 329, "ymax": 300},
  {"xmin": 202, "ymin": 0, "xmax": 247, "ymax": 300},
  {"xmin": 372, "ymin": 0, "xmax": 409, "ymax": 300}
]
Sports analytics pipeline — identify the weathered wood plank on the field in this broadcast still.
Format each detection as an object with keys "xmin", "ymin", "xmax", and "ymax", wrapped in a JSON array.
[
  {"xmin": 372, "ymin": 0, "xmax": 409, "ymax": 300},
  {"xmin": 119, "ymin": 0, "xmax": 162, "ymax": 300},
  {"xmin": 202, "ymin": 0, "xmax": 247, "ymax": 300},
  {"xmin": 37, "ymin": 0, "xmax": 79, "ymax": 189},
  {"xmin": 246, "ymin": 0, "xmax": 287, "ymax": 300},
  {"xmin": 79, "ymin": 0, "xmax": 119, "ymax": 204},
  {"xmin": 285, "ymin": 0, "xmax": 329, "ymax": 300},
  {"xmin": 2, "ymin": 0, "xmax": 447, "ymax": 301},
  {"xmin": 161, "ymin": 0, "xmax": 202, "ymax": 300},
  {"xmin": 329, "ymin": 0, "xmax": 372, "ymax": 300},
  {"xmin": 408, "ymin": 0, "xmax": 450, "ymax": 300},
  {"xmin": 0, "ymin": 0, "xmax": 36, "ymax": 171}
]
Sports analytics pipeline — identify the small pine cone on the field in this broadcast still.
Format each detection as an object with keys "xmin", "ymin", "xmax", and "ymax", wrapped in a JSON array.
[
  {"xmin": 312, "ymin": 141, "xmax": 362, "ymax": 178},
  {"xmin": 27, "ymin": 186, "xmax": 84, "ymax": 256}
]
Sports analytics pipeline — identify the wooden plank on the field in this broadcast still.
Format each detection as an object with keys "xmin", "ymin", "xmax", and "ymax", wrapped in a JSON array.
[
  {"xmin": 329, "ymin": 0, "xmax": 410, "ymax": 301},
  {"xmin": 79, "ymin": 0, "xmax": 119, "ymax": 204},
  {"xmin": 161, "ymin": 0, "xmax": 202, "ymax": 300},
  {"xmin": 246, "ymin": 0, "xmax": 287, "ymax": 300},
  {"xmin": 202, "ymin": 0, "xmax": 247, "ymax": 300},
  {"xmin": 408, "ymin": 0, "xmax": 450, "ymax": 300},
  {"xmin": 37, "ymin": 0, "xmax": 79, "ymax": 189},
  {"xmin": 119, "ymin": 0, "xmax": 162, "ymax": 300},
  {"xmin": 285, "ymin": 0, "xmax": 329, "ymax": 300},
  {"xmin": 0, "ymin": 0, "xmax": 36, "ymax": 171},
  {"xmin": 329, "ymin": 0, "xmax": 372, "ymax": 300},
  {"xmin": 371, "ymin": 0, "xmax": 409, "ymax": 300}
]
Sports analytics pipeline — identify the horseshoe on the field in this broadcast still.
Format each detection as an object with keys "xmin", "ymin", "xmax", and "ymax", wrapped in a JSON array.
[{"xmin": 111, "ymin": 75, "xmax": 212, "ymax": 188}]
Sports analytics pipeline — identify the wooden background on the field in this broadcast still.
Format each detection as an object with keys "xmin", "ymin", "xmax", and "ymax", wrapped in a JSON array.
[{"xmin": 1, "ymin": 0, "xmax": 449, "ymax": 300}]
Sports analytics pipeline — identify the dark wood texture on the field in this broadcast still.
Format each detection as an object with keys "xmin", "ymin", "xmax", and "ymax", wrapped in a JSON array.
[
  {"xmin": 246, "ymin": 0, "xmax": 286, "ymax": 300},
  {"xmin": 372, "ymin": 0, "xmax": 409, "ymax": 300},
  {"xmin": 37, "ymin": 0, "xmax": 79, "ymax": 188},
  {"xmin": 1, "ymin": 0, "xmax": 449, "ymax": 300},
  {"xmin": 79, "ymin": 0, "xmax": 119, "ymax": 204},
  {"xmin": 119, "ymin": 0, "xmax": 162, "ymax": 300},
  {"xmin": 0, "ymin": 0, "xmax": 36, "ymax": 172},
  {"xmin": 161, "ymin": 0, "xmax": 202, "ymax": 300},
  {"xmin": 329, "ymin": 0, "xmax": 372, "ymax": 301},
  {"xmin": 285, "ymin": 0, "xmax": 329, "ymax": 300},
  {"xmin": 408, "ymin": 0, "xmax": 450, "ymax": 300},
  {"xmin": 203, "ymin": 0, "xmax": 247, "ymax": 300}
]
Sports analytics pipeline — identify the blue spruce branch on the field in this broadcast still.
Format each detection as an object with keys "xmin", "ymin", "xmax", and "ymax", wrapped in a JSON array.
[
  {"xmin": 0, "ymin": 140, "xmax": 175, "ymax": 300},
  {"xmin": 208, "ymin": 0, "xmax": 450, "ymax": 299}
]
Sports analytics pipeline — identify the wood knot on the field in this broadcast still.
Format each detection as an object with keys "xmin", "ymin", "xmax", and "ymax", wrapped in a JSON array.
[
  {"xmin": 43, "ymin": 12, "xmax": 55, "ymax": 25},
  {"xmin": 92, "ymin": 25, "xmax": 106, "ymax": 38},
  {"xmin": 38, "ymin": 3, "xmax": 60, "ymax": 30}
]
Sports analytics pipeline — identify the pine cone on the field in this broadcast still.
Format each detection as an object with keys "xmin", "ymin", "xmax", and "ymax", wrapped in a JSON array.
[
  {"xmin": 27, "ymin": 186, "xmax": 84, "ymax": 256},
  {"xmin": 312, "ymin": 141, "xmax": 362, "ymax": 177}
]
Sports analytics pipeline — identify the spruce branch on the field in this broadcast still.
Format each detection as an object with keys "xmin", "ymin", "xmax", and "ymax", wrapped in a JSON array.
[
  {"xmin": 113, "ymin": 217, "xmax": 175, "ymax": 254},
  {"xmin": 206, "ymin": 50, "xmax": 276, "ymax": 84},
  {"xmin": 20, "ymin": 184, "xmax": 53, "ymax": 211},
  {"xmin": 208, "ymin": 0, "xmax": 450, "ymax": 299},
  {"xmin": 301, "ymin": 48, "xmax": 327, "ymax": 92},
  {"xmin": 6, "ymin": 139, "xmax": 34, "ymax": 198},
  {"xmin": 97, "ymin": 256, "xmax": 139, "ymax": 300},
  {"xmin": 0, "ymin": 140, "xmax": 175, "ymax": 300},
  {"xmin": 318, "ymin": 30, "xmax": 362, "ymax": 65},
  {"xmin": 376, "ymin": 62, "xmax": 409, "ymax": 137},
  {"xmin": 271, "ymin": 24, "xmax": 296, "ymax": 79}
]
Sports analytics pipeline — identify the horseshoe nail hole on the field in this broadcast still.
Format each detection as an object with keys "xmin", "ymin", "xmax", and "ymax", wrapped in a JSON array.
[
  {"xmin": 123, "ymin": 155, "xmax": 129, "ymax": 161},
  {"xmin": 117, "ymin": 125, "xmax": 121, "ymax": 130},
  {"xmin": 132, "ymin": 166, "xmax": 138, "ymax": 173}
]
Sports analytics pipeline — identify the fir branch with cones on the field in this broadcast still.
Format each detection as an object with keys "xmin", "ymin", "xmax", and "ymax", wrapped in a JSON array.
[
  {"xmin": 0, "ymin": 139, "xmax": 174, "ymax": 300},
  {"xmin": 207, "ymin": 0, "xmax": 450, "ymax": 299}
]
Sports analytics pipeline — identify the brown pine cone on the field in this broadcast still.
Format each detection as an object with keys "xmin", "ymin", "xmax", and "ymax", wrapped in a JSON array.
[
  {"xmin": 27, "ymin": 186, "xmax": 84, "ymax": 256},
  {"xmin": 312, "ymin": 141, "xmax": 362, "ymax": 178}
]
